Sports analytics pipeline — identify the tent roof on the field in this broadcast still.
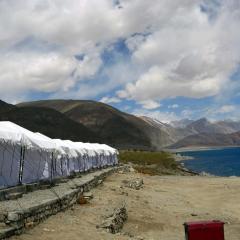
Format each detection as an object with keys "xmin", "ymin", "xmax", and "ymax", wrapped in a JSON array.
[
  {"xmin": 0, "ymin": 122, "xmax": 56, "ymax": 151},
  {"xmin": 0, "ymin": 122, "xmax": 22, "ymax": 143},
  {"xmin": 53, "ymin": 139, "xmax": 80, "ymax": 158},
  {"xmin": 0, "ymin": 121, "xmax": 118, "ymax": 155}
]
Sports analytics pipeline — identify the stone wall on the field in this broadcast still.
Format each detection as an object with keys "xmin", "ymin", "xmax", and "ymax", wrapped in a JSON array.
[{"xmin": 0, "ymin": 166, "xmax": 122, "ymax": 239}]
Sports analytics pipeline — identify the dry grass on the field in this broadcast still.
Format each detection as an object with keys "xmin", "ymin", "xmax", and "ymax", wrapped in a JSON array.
[{"xmin": 119, "ymin": 151, "xmax": 185, "ymax": 175}]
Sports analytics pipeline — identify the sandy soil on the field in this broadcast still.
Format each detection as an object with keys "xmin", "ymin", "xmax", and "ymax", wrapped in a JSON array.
[{"xmin": 11, "ymin": 171, "xmax": 240, "ymax": 240}]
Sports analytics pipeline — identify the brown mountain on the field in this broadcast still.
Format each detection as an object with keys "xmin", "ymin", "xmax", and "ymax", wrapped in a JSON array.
[
  {"xmin": 18, "ymin": 99, "xmax": 177, "ymax": 149},
  {"xmin": 176, "ymin": 118, "xmax": 240, "ymax": 135},
  {"xmin": 0, "ymin": 102, "xmax": 99, "ymax": 143},
  {"xmin": 18, "ymin": 100, "xmax": 153, "ymax": 149},
  {"xmin": 15, "ymin": 99, "xmax": 240, "ymax": 149},
  {"xmin": 170, "ymin": 131, "xmax": 240, "ymax": 148},
  {"xmin": 0, "ymin": 100, "xmax": 15, "ymax": 113}
]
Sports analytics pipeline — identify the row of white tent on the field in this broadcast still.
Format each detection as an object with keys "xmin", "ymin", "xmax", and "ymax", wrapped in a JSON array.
[{"xmin": 0, "ymin": 121, "xmax": 118, "ymax": 188}]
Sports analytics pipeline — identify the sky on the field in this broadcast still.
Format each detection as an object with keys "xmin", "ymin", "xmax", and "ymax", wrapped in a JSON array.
[{"xmin": 0, "ymin": 0, "xmax": 240, "ymax": 122}]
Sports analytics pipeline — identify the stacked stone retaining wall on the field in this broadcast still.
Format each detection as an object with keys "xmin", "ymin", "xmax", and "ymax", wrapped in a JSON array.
[{"xmin": 0, "ymin": 166, "xmax": 122, "ymax": 239}]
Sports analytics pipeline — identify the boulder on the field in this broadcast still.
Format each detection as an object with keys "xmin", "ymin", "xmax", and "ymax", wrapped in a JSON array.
[
  {"xmin": 122, "ymin": 178, "xmax": 144, "ymax": 190},
  {"xmin": 97, "ymin": 205, "xmax": 128, "ymax": 234}
]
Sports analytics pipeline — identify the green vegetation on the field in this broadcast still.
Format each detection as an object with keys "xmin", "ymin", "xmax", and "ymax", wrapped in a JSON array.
[{"xmin": 119, "ymin": 150, "xmax": 189, "ymax": 176}]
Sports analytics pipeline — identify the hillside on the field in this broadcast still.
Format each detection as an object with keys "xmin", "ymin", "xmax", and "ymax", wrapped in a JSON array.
[
  {"xmin": 170, "ymin": 119, "xmax": 194, "ymax": 128},
  {"xmin": 139, "ymin": 116, "xmax": 193, "ymax": 143},
  {"xmin": 18, "ymin": 100, "xmax": 153, "ymax": 149},
  {"xmin": 180, "ymin": 118, "xmax": 240, "ymax": 135},
  {"xmin": 0, "ymin": 100, "xmax": 15, "ymax": 113},
  {"xmin": 19, "ymin": 100, "xmax": 176, "ymax": 149},
  {"xmin": 170, "ymin": 131, "xmax": 240, "ymax": 148},
  {"xmin": 0, "ymin": 105, "xmax": 99, "ymax": 143},
  {"xmin": 13, "ymin": 99, "xmax": 240, "ymax": 149}
]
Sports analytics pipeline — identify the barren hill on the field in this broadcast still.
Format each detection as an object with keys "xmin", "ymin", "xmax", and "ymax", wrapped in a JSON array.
[
  {"xmin": 0, "ymin": 103, "xmax": 99, "ymax": 143},
  {"xmin": 18, "ymin": 100, "xmax": 153, "ymax": 149}
]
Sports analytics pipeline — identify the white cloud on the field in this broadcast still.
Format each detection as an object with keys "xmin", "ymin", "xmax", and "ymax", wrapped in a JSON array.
[
  {"xmin": 168, "ymin": 104, "xmax": 179, "ymax": 109},
  {"xmin": 217, "ymin": 105, "xmax": 236, "ymax": 114},
  {"xmin": 100, "ymin": 96, "xmax": 121, "ymax": 104},
  {"xmin": 139, "ymin": 100, "xmax": 161, "ymax": 110},
  {"xmin": 181, "ymin": 109, "xmax": 193, "ymax": 118},
  {"xmin": 119, "ymin": 1, "xmax": 240, "ymax": 103},
  {"xmin": 0, "ymin": 0, "xmax": 239, "ymax": 110},
  {"xmin": 0, "ymin": 51, "xmax": 101, "ymax": 97}
]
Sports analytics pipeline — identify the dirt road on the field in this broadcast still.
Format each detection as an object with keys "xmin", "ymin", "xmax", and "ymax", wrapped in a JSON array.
[{"xmin": 11, "ymin": 171, "xmax": 240, "ymax": 240}]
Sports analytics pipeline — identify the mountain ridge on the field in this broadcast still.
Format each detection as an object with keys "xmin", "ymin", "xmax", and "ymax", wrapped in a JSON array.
[
  {"xmin": 5, "ymin": 99, "xmax": 240, "ymax": 149},
  {"xmin": 170, "ymin": 131, "xmax": 240, "ymax": 148}
]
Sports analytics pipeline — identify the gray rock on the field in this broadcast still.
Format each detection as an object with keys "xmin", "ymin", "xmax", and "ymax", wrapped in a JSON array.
[
  {"xmin": 7, "ymin": 212, "xmax": 21, "ymax": 222},
  {"xmin": 83, "ymin": 192, "xmax": 93, "ymax": 199},
  {"xmin": 97, "ymin": 205, "xmax": 128, "ymax": 234},
  {"xmin": 5, "ymin": 192, "xmax": 23, "ymax": 200},
  {"xmin": 122, "ymin": 178, "xmax": 144, "ymax": 190},
  {"xmin": 191, "ymin": 213, "xmax": 198, "ymax": 217}
]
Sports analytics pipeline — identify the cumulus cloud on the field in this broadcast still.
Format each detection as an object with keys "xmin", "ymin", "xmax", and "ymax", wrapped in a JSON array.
[
  {"xmin": 168, "ymin": 104, "xmax": 179, "ymax": 109},
  {"xmin": 119, "ymin": 0, "xmax": 240, "ymax": 102},
  {"xmin": 139, "ymin": 100, "xmax": 161, "ymax": 110},
  {"xmin": 0, "ymin": 51, "xmax": 101, "ymax": 97},
  {"xmin": 0, "ymin": 0, "xmax": 239, "ymax": 114},
  {"xmin": 0, "ymin": 0, "xmax": 156, "ymax": 101},
  {"xmin": 100, "ymin": 96, "xmax": 121, "ymax": 104},
  {"xmin": 217, "ymin": 105, "xmax": 236, "ymax": 114},
  {"xmin": 181, "ymin": 109, "xmax": 194, "ymax": 119}
]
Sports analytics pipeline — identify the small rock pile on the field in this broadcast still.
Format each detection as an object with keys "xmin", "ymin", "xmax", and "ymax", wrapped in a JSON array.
[
  {"xmin": 97, "ymin": 205, "xmax": 128, "ymax": 234},
  {"xmin": 122, "ymin": 178, "xmax": 144, "ymax": 190}
]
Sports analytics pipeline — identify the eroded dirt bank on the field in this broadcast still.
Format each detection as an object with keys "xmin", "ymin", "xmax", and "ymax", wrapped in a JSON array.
[{"xmin": 11, "ymin": 171, "xmax": 240, "ymax": 240}]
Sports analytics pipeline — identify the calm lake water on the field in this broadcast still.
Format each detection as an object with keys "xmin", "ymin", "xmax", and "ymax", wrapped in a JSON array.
[{"xmin": 180, "ymin": 147, "xmax": 240, "ymax": 177}]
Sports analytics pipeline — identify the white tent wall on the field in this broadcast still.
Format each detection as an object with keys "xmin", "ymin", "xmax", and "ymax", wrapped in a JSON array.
[
  {"xmin": 0, "ymin": 122, "xmax": 58, "ymax": 185},
  {"xmin": 21, "ymin": 149, "xmax": 51, "ymax": 184},
  {"xmin": 55, "ymin": 140, "xmax": 79, "ymax": 175},
  {"xmin": 0, "ymin": 123, "xmax": 23, "ymax": 188},
  {"xmin": 56, "ymin": 156, "xmax": 69, "ymax": 177},
  {"xmin": 0, "ymin": 141, "xmax": 21, "ymax": 188},
  {"xmin": 0, "ymin": 121, "xmax": 118, "ymax": 189}
]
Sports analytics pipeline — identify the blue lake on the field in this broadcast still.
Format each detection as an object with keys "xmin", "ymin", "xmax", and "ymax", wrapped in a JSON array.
[{"xmin": 180, "ymin": 147, "xmax": 240, "ymax": 177}]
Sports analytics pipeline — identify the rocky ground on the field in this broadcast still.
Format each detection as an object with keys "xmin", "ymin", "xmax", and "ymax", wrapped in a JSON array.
[{"xmin": 10, "ymin": 170, "xmax": 240, "ymax": 240}]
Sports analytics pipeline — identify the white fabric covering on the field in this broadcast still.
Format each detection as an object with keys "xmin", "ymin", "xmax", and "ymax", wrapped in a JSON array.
[{"xmin": 0, "ymin": 121, "xmax": 118, "ymax": 188}]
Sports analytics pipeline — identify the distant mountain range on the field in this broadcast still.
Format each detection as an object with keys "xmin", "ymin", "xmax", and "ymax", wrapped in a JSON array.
[
  {"xmin": 181, "ymin": 117, "xmax": 240, "ymax": 135},
  {"xmin": 171, "ymin": 132, "xmax": 240, "ymax": 148},
  {"xmin": 0, "ymin": 99, "xmax": 239, "ymax": 150},
  {"xmin": 169, "ymin": 118, "xmax": 240, "ymax": 148}
]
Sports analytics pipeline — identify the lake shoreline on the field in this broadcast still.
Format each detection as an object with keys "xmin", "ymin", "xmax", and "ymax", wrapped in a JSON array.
[{"xmin": 166, "ymin": 145, "xmax": 240, "ymax": 153}]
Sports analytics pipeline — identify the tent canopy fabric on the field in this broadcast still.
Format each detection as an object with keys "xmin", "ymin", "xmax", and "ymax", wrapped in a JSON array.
[
  {"xmin": 0, "ymin": 122, "xmax": 57, "ymax": 151},
  {"xmin": 0, "ymin": 122, "xmax": 22, "ymax": 144}
]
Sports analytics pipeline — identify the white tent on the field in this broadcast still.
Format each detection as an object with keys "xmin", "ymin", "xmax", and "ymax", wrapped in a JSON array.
[
  {"xmin": 0, "ymin": 122, "xmax": 57, "ymax": 184},
  {"xmin": 0, "ymin": 123, "xmax": 23, "ymax": 187},
  {"xmin": 0, "ymin": 121, "xmax": 118, "ymax": 188},
  {"xmin": 35, "ymin": 133, "xmax": 67, "ymax": 179}
]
